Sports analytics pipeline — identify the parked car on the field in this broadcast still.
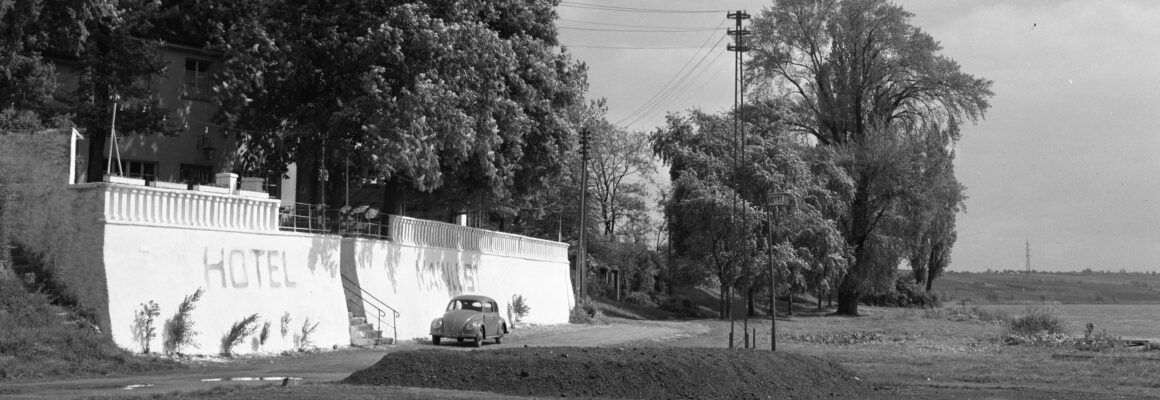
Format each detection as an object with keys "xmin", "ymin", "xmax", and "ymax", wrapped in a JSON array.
[{"xmin": 430, "ymin": 295, "xmax": 508, "ymax": 347}]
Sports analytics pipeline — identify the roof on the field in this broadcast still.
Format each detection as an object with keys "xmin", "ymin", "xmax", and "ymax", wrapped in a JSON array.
[{"xmin": 450, "ymin": 294, "xmax": 496, "ymax": 303}]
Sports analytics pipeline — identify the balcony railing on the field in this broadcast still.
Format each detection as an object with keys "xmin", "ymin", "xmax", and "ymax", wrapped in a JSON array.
[
  {"xmin": 79, "ymin": 182, "xmax": 279, "ymax": 232},
  {"xmin": 76, "ymin": 183, "xmax": 566, "ymax": 260},
  {"xmin": 389, "ymin": 215, "xmax": 568, "ymax": 261},
  {"xmin": 278, "ymin": 203, "xmax": 388, "ymax": 239}
]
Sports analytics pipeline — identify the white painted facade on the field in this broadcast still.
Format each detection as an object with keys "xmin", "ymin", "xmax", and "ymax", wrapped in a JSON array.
[
  {"xmin": 341, "ymin": 218, "xmax": 574, "ymax": 341},
  {"xmin": 44, "ymin": 181, "xmax": 572, "ymax": 356}
]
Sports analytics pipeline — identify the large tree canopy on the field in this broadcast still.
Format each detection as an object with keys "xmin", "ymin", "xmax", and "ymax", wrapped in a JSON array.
[
  {"xmin": 190, "ymin": 0, "xmax": 588, "ymax": 216},
  {"xmin": 652, "ymin": 103, "xmax": 853, "ymax": 318},
  {"xmin": 1, "ymin": 0, "xmax": 174, "ymax": 177},
  {"xmin": 748, "ymin": 0, "xmax": 993, "ymax": 314}
]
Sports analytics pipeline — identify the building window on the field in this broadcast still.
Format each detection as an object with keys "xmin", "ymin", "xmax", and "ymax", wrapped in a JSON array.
[
  {"xmin": 103, "ymin": 159, "xmax": 158, "ymax": 181},
  {"xmin": 180, "ymin": 164, "xmax": 214, "ymax": 185},
  {"xmin": 183, "ymin": 59, "xmax": 213, "ymax": 100}
]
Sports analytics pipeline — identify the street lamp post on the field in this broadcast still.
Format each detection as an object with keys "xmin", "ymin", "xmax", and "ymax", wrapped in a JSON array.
[{"xmin": 766, "ymin": 191, "xmax": 790, "ymax": 351}]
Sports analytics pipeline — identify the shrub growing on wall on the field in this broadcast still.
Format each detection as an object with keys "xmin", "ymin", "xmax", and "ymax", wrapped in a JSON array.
[
  {"xmin": 163, "ymin": 288, "xmax": 204, "ymax": 355},
  {"xmin": 298, "ymin": 318, "xmax": 320, "ymax": 351},
  {"xmin": 133, "ymin": 300, "xmax": 160, "ymax": 354},
  {"xmin": 220, "ymin": 313, "xmax": 259, "ymax": 357},
  {"xmin": 509, "ymin": 294, "xmax": 531, "ymax": 325}
]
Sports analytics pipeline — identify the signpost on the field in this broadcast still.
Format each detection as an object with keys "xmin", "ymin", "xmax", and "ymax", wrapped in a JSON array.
[{"xmin": 766, "ymin": 191, "xmax": 790, "ymax": 351}]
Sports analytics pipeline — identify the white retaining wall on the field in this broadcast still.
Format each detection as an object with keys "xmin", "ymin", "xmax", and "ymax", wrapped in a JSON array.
[
  {"xmin": 340, "ymin": 236, "xmax": 574, "ymax": 342},
  {"xmin": 29, "ymin": 183, "xmax": 572, "ymax": 356},
  {"xmin": 103, "ymin": 224, "xmax": 349, "ymax": 355}
]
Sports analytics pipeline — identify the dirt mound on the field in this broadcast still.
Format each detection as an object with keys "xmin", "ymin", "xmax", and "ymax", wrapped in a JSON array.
[{"xmin": 343, "ymin": 346, "xmax": 864, "ymax": 399}]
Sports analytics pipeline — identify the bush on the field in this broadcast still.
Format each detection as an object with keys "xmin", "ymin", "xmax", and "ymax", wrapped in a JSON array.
[
  {"xmin": 569, "ymin": 296, "xmax": 606, "ymax": 324},
  {"xmin": 163, "ymin": 288, "xmax": 204, "ymax": 354},
  {"xmin": 220, "ymin": 314, "xmax": 260, "ymax": 357},
  {"xmin": 924, "ymin": 305, "xmax": 1010, "ymax": 325},
  {"xmin": 786, "ymin": 330, "xmax": 894, "ymax": 346},
  {"xmin": 1074, "ymin": 322, "xmax": 1121, "ymax": 352},
  {"xmin": 258, "ymin": 321, "xmax": 271, "ymax": 347},
  {"xmin": 280, "ymin": 312, "xmax": 292, "ymax": 338},
  {"xmin": 133, "ymin": 300, "xmax": 161, "ymax": 354},
  {"xmin": 298, "ymin": 318, "xmax": 320, "ymax": 351},
  {"xmin": 861, "ymin": 275, "xmax": 941, "ymax": 308},
  {"xmin": 623, "ymin": 291, "xmax": 656, "ymax": 307},
  {"xmin": 509, "ymin": 294, "xmax": 531, "ymax": 324},
  {"xmin": 1007, "ymin": 306, "xmax": 1069, "ymax": 336}
]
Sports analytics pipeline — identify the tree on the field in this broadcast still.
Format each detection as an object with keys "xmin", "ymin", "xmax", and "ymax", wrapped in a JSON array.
[
  {"xmin": 202, "ymin": 0, "xmax": 588, "ymax": 220},
  {"xmin": 653, "ymin": 110, "xmax": 758, "ymax": 318},
  {"xmin": 652, "ymin": 103, "xmax": 853, "ymax": 318},
  {"xmin": 899, "ymin": 136, "xmax": 964, "ymax": 291},
  {"xmin": 749, "ymin": 0, "xmax": 993, "ymax": 314},
  {"xmin": 586, "ymin": 115, "xmax": 656, "ymax": 237},
  {"xmin": 1, "ymin": 0, "xmax": 176, "ymax": 180}
]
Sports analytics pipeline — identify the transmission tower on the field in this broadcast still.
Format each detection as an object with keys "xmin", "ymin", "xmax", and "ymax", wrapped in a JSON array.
[{"xmin": 1025, "ymin": 240, "xmax": 1031, "ymax": 273}]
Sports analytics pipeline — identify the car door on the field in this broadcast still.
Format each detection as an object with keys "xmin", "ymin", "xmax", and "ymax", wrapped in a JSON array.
[
  {"xmin": 480, "ymin": 301, "xmax": 495, "ymax": 335},
  {"xmin": 489, "ymin": 301, "xmax": 502, "ymax": 333}
]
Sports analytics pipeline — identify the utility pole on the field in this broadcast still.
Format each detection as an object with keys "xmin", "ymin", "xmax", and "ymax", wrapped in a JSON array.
[
  {"xmin": 726, "ymin": 9, "xmax": 751, "ymax": 349},
  {"xmin": 577, "ymin": 128, "xmax": 591, "ymax": 300}
]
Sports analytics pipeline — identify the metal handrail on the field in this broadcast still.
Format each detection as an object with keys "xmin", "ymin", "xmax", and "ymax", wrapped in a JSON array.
[
  {"xmin": 278, "ymin": 203, "xmax": 389, "ymax": 239},
  {"xmin": 340, "ymin": 273, "xmax": 400, "ymax": 345}
]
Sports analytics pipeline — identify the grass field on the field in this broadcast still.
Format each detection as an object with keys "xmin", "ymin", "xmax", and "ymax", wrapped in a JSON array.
[{"xmin": 932, "ymin": 271, "xmax": 1160, "ymax": 305}]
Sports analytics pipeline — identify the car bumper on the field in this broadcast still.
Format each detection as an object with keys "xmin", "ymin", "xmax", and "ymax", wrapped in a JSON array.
[{"xmin": 431, "ymin": 327, "xmax": 480, "ymax": 339}]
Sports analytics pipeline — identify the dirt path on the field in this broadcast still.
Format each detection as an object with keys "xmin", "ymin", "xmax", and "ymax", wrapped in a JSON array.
[{"xmin": 2, "ymin": 318, "xmax": 708, "ymax": 399}]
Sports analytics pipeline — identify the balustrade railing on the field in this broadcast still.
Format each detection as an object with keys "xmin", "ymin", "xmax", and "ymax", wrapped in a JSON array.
[
  {"xmin": 389, "ymin": 215, "xmax": 568, "ymax": 261},
  {"xmin": 90, "ymin": 182, "xmax": 279, "ymax": 232},
  {"xmin": 77, "ymin": 182, "xmax": 565, "ymax": 258}
]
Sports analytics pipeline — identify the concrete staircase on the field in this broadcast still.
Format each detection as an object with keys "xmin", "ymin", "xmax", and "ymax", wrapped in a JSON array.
[{"xmin": 348, "ymin": 313, "xmax": 394, "ymax": 347}]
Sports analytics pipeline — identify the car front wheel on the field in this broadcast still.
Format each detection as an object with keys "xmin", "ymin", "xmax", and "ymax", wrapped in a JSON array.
[{"xmin": 432, "ymin": 335, "xmax": 441, "ymax": 345}]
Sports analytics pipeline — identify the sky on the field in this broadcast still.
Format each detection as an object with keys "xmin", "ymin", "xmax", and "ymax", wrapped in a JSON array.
[{"xmin": 555, "ymin": 0, "xmax": 1160, "ymax": 273}]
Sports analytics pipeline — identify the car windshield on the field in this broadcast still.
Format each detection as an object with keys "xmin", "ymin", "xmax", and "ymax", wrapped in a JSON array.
[{"xmin": 446, "ymin": 299, "xmax": 484, "ymax": 312}]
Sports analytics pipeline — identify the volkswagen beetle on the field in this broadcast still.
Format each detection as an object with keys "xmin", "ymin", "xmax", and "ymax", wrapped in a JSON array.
[{"xmin": 430, "ymin": 295, "xmax": 508, "ymax": 347}]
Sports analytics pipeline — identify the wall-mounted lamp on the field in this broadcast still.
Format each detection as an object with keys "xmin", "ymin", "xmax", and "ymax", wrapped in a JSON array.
[{"xmin": 196, "ymin": 134, "xmax": 217, "ymax": 161}]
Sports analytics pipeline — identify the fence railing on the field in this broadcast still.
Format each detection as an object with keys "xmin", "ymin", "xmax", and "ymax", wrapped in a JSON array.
[
  {"xmin": 277, "ymin": 203, "xmax": 389, "ymax": 239},
  {"xmin": 93, "ymin": 182, "xmax": 279, "ymax": 232},
  {"xmin": 87, "ymin": 185, "xmax": 565, "ymax": 260},
  {"xmin": 389, "ymin": 215, "xmax": 568, "ymax": 261}
]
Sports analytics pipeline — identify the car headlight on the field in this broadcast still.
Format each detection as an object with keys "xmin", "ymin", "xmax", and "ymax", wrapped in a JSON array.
[
  {"xmin": 431, "ymin": 319, "xmax": 442, "ymax": 329},
  {"xmin": 465, "ymin": 320, "xmax": 481, "ymax": 331}
]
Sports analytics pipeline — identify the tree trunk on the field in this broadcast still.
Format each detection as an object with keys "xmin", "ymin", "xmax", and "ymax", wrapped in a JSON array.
[
  {"xmin": 85, "ymin": 86, "xmax": 112, "ymax": 183},
  {"xmin": 746, "ymin": 286, "xmax": 756, "ymax": 317},
  {"xmin": 817, "ymin": 289, "xmax": 822, "ymax": 311},
  {"xmin": 912, "ymin": 256, "xmax": 927, "ymax": 285},
  {"xmin": 787, "ymin": 292, "xmax": 794, "ymax": 316},
  {"xmin": 717, "ymin": 275, "xmax": 723, "ymax": 319},
  {"xmin": 836, "ymin": 172, "xmax": 872, "ymax": 316},
  {"xmin": 836, "ymin": 276, "xmax": 860, "ymax": 316}
]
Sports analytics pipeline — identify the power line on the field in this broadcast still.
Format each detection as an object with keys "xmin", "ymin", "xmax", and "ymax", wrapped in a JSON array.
[
  {"xmin": 613, "ymin": 18, "xmax": 729, "ymax": 127},
  {"xmin": 559, "ymin": 1, "xmax": 726, "ymax": 14},
  {"xmin": 616, "ymin": 34, "xmax": 728, "ymax": 127},
  {"xmin": 558, "ymin": 26, "xmax": 724, "ymax": 33},
  {"xmin": 557, "ymin": 18, "xmax": 722, "ymax": 30},
  {"xmin": 619, "ymin": 44, "xmax": 728, "ymax": 128},
  {"xmin": 632, "ymin": 47, "xmax": 729, "ymax": 125},
  {"xmin": 565, "ymin": 44, "xmax": 715, "ymax": 50}
]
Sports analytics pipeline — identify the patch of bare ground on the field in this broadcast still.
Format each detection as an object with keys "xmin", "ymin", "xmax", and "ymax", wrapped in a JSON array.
[{"xmin": 342, "ymin": 346, "xmax": 864, "ymax": 399}]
